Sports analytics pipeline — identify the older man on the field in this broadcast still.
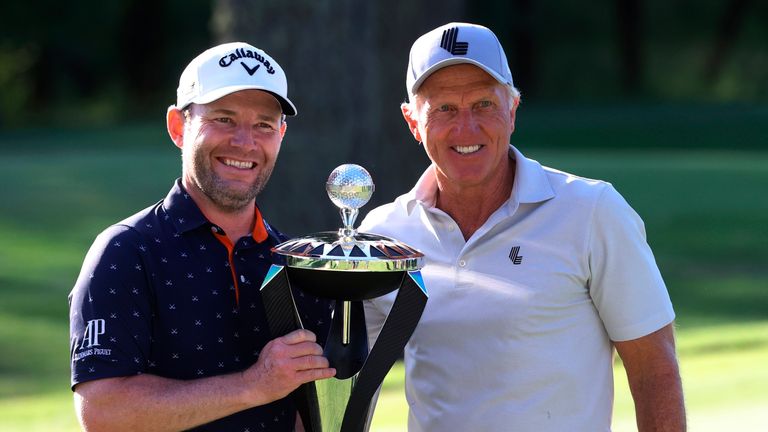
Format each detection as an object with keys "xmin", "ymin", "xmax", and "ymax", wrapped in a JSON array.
[
  {"xmin": 362, "ymin": 23, "xmax": 685, "ymax": 431},
  {"xmin": 69, "ymin": 42, "xmax": 335, "ymax": 431}
]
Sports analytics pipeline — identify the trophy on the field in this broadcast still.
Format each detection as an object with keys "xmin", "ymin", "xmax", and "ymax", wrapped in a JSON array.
[{"xmin": 260, "ymin": 164, "xmax": 428, "ymax": 432}]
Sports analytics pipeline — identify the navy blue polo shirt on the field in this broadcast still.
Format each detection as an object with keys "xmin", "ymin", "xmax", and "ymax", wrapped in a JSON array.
[{"xmin": 69, "ymin": 179, "xmax": 332, "ymax": 431}]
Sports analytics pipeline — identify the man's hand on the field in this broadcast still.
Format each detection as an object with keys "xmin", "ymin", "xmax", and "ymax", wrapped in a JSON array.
[
  {"xmin": 242, "ymin": 329, "xmax": 336, "ymax": 405},
  {"xmin": 75, "ymin": 329, "xmax": 335, "ymax": 431}
]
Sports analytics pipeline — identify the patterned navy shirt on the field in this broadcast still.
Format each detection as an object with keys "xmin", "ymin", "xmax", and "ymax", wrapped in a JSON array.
[{"xmin": 69, "ymin": 179, "xmax": 332, "ymax": 431}]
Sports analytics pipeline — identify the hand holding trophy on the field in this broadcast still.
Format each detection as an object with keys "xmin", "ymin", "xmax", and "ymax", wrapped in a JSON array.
[{"xmin": 260, "ymin": 164, "xmax": 428, "ymax": 432}]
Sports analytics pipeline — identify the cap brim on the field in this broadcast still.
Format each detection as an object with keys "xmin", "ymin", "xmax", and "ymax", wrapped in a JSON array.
[
  {"xmin": 183, "ymin": 85, "xmax": 297, "ymax": 116},
  {"xmin": 409, "ymin": 57, "xmax": 511, "ymax": 97}
]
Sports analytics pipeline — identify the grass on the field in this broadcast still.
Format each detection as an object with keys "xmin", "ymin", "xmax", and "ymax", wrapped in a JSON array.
[{"xmin": 0, "ymin": 115, "xmax": 766, "ymax": 431}]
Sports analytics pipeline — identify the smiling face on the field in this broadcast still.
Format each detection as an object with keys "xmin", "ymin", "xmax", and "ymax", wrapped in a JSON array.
[
  {"xmin": 404, "ymin": 64, "xmax": 518, "ymax": 192},
  {"xmin": 169, "ymin": 89, "xmax": 286, "ymax": 213}
]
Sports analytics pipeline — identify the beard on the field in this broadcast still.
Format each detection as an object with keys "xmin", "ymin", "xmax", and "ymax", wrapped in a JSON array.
[{"xmin": 186, "ymin": 149, "xmax": 275, "ymax": 213}]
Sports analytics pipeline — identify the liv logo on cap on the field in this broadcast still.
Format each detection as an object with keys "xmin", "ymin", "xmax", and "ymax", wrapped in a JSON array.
[
  {"xmin": 406, "ymin": 22, "xmax": 514, "ymax": 99},
  {"xmin": 175, "ymin": 42, "xmax": 297, "ymax": 116},
  {"xmin": 439, "ymin": 27, "xmax": 469, "ymax": 55}
]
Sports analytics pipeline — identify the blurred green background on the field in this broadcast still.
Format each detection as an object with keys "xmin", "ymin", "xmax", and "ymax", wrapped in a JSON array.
[{"xmin": 1, "ymin": 0, "xmax": 766, "ymax": 430}]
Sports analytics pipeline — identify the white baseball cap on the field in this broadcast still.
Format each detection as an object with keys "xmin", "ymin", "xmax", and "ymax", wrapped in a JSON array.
[
  {"xmin": 176, "ymin": 42, "xmax": 297, "ymax": 116},
  {"xmin": 406, "ymin": 22, "xmax": 514, "ymax": 99}
]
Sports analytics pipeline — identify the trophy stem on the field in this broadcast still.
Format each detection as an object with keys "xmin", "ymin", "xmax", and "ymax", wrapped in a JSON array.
[
  {"xmin": 339, "ymin": 208, "xmax": 359, "ymax": 236},
  {"xmin": 342, "ymin": 300, "xmax": 351, "ymax": 345}
]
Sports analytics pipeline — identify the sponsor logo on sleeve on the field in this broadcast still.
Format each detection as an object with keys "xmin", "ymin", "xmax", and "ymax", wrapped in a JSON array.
[{"xmin": 74, "ymin": 319, "xmax": 112, "ymax": 361}]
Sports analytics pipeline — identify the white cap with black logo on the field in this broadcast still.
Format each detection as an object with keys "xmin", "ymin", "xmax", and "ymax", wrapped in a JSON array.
[
  {"xmin": 406, "ymin": 22, "xmax": 514, "ymax": 100},
  {"xmin": 176, "ymin": 42, "xmax": 297, "ymax": 116}
]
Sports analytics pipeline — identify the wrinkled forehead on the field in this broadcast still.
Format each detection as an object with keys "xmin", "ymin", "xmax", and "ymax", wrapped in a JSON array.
[
  {"xmin": 422, "ymin": 64, "xmax": 498, "ymax": 90},
  {"xmin": 417, "ymin": 64, "xmax": 507, "ymax": 102}
]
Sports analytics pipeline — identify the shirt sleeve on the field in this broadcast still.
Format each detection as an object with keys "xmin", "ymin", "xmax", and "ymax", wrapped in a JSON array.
[
  {"xmin": 69, "ymin": 225, "xmax": 154, "ymax": 389},
  {"xmin": 588, "ymin": 185, "xmax": 675, "ymax": 342}
]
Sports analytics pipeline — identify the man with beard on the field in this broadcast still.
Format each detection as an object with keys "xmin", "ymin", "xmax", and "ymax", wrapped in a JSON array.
[{"xmin": 69, "ymin": 42, "xmax": 335, "ymax": 431}]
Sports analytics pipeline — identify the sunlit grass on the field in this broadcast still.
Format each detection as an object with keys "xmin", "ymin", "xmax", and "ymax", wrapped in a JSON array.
[{"xmin": 0, "ymin": 392, "xmax": 79, "ymax": 432}]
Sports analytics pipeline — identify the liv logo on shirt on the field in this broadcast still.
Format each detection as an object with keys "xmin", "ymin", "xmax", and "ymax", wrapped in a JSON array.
[{"xmin": 508, "ymin": 246, "xmax": 523, "ymax": 265}]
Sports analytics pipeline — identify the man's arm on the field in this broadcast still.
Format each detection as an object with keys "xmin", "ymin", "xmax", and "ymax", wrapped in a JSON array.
[
  {"xmin": 614, "ymin": 323, "xmax": 686, "ymax": 432},
  {"xmin": 74, "ymin": 329, "xmax": 335, "ymax": 432}
]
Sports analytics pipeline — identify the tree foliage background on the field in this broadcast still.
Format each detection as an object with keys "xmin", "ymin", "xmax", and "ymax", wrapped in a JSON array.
[
  {"xmin": 1, "ymin": 0, "xmax": 766, "ymax": 231},
  {"xmin": 2, "ymin": 0, "xmax": 765, "ymax": 125}
]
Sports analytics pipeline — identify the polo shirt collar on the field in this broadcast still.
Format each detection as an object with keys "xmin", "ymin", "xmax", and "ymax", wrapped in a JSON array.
[
  {"xmin": 402, "ymin": 145, "xmax": 555, "ymax": 215},
  {"xmin": 163, "ymin": 179, "xmax": 210, "ymax": 233},
  {"xmin": 162, "ymin": 178, "xmax": 270, "ymax": 243},
  {"xmin": 509, "ymin": 145, "xmax": 555, "ymax": 205}
]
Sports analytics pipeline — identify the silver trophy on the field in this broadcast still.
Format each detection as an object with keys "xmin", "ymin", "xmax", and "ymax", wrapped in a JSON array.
[{"xmin": 260, "ymin": 164, "xmax": 428, "ymax": 432}]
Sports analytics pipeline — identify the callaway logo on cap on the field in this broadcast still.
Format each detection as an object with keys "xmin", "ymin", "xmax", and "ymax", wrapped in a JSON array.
[
  {"xmin": 176, "ymin": 42, "xmax": 297, "ymax": 116},
  {"xmin": 406, "ymin": 22, "xmax": 514, "ymax": 99}
]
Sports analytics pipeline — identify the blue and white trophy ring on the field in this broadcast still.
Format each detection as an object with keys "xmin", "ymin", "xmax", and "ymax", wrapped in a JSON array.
[{"xmin": 260, "ymin": 164, "xmax": 428, "ymax": 432}]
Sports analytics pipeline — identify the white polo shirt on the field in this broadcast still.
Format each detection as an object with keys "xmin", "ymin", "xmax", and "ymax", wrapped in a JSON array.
[{"xmin": 361, "ymin": 145, "xmax": 674, "ymax": 432}]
